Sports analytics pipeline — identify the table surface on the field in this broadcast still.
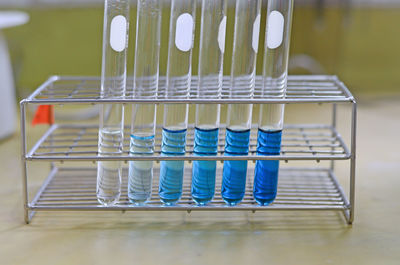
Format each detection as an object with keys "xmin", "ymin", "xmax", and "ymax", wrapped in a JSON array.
[
  {"xmin": 0, "ymin": 98, "xmax": 399, "ymax": 265},
  {"xmin": 0, "ymin": 11, "xmax": 29, "ymax": 29}
]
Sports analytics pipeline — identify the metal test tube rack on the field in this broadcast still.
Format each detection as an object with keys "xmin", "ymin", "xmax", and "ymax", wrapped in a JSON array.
[{"xmin": 20, "ymin": 75, "xmax": 357, "ymax": 224}]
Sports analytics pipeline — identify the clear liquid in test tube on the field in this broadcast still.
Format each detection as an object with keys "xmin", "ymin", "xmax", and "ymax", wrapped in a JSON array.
[
  {"xmin": 128, "ymin": 0, "xmax": 162, "ymax": 205},
  {"xmin": 159, "ymin": 0, "xmax": 196, "ymax": 205},
  {"xmin": 97, "ymin": 0, "xmax": 130, "ymax": 206},
  {"xmin": 254, "ymin": 0, "xmax": 294, "ymax": 205},
  {"xmin": 222, "ymin": 0, "xmax": 261, "ymax": 206},
  {"xmin": 191, "ymin": 0, "xmax": 227, "ymax": 205}
]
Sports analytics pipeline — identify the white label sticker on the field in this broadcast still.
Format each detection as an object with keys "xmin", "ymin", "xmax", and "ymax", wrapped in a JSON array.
[
  {"xmin": 218, "ymin": 16, "xmax": 227, "ymax": 53},
  {"xmin": 175, "ymin": 13, "xmax": 194, "ymax": 52},
  {"xmin": 267, "ymin": 11, "xmax": 285, "ymax": 49},
  {"xmin": 252, "ymin": 14, "xmax": 261, "ymax": 53},
  {"xmin": 110, "ymin": 15, "xmax": 127, "ymax": 52}
]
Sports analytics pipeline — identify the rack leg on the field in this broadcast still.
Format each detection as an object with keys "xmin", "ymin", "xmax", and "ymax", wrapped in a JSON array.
[
  {"xmin": 348, "ymin": 101, "xmax": 357, "ymax": 224},
  {"xmin": 20, "ymin": 101, "xmax": 30, "ymax": 224},
  {"xmin": 24, "ymin": 209, "xmax": 30, "ymax": 224}
]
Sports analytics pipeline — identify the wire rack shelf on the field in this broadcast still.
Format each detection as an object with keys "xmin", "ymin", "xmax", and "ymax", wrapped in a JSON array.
[{"xmin": 25, "ymin": 75, "xmax": 354, "ymax": 104}]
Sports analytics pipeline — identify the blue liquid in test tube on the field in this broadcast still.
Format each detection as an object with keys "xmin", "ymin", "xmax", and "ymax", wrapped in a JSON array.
[
  {"xmin": 191, "ymin": 0, "xmax": 227, "ymax": 205},
  {"xmin": 254, "ymin": 0, "xmax": 294, "ymax": 205},
  {"xmin": 192, "ymin": 127, "xmax": 219, "ymax": 205},
  {"xmin": 221, "ymin": 0, "xmax": 261, "ymax": 206},
  {"xmin": 159, "ymin": 0, "xmax": 196, "ymax": 205},
  {"xmin": 222, "ymin": 128, "xmax": 251, "ymax": 206},
  {"xmin": 253, "ymin": 129, "xmax": 282, "ymax": 205},
  {"xmin": 128, "ymin": 0, "xmax": 162, "ymax": 204},
  {"xmin": 159, "ymin": 128, "xmax": 187, "ymax": 204}
]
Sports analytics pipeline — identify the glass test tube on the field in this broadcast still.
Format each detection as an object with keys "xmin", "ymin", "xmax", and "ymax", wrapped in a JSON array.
[
  {"xmin": 254, "ymin": 0, "xmax": 294, "ymax": 205},
  {"xmin": 97, "ymin": 0, "xmax": 130, "ymax": 206},
  {"xmin": 192, "ymin": 0, "xmax": 227, "ymax": 205},
  {"xmin": 159, "ymin": 0, "xmax": 196, "ymax": 205},
  {"xmin": 128, "ymin": 0, "xmax": 162, "ymax": 204},
  {"xmin": 222, "ymin": 0, "xmax": 262, "ymax": 206}
]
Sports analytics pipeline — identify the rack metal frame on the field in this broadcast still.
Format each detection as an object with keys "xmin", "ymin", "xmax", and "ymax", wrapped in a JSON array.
[{"xmin": 20, "ymin": 75, "xmax": 357, "ymax": 224}]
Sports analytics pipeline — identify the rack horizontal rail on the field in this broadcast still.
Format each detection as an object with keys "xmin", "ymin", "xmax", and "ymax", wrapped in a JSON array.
[
  {"xmin": 26, "ymin": 124, "xmax": 350, "ymax": 162},
  {"xmin": 23, "ymin": 75, "xmax": 355, "ymax": 104},
  {"xmin": 28, "ymin": 167, "xmax": 350, "ymax": 213}
]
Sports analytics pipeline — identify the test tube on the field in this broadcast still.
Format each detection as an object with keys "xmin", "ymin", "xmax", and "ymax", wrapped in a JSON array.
[
  {"xmin": 128, "ymin": 0, "xmax": 162, "ymax": 204},
  {"xmin": 159, "ymin": 0, "xmax": 196, "ymax": 205},
  {"xmin": 192, "ymin": 0, "xmax": 227, "ymax": 205},
  {"xmin": 222, "ymin": 0, "xmax": 261, "ymax": 206},
  {"xmin": 254, "ymin": 0, "xmax": 294, "ymax": 205},
  {"xmin": 97, "ymin": 0, "xmax": 130, "ymax": 206}
]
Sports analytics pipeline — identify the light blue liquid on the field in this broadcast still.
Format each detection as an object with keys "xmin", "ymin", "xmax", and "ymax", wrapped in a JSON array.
[
  {"xmin": 191, "ymin": 128, "xmax": 219, "ymax": 205},
  {"xmin": 159, "ymin": 128, "xmax": 187, "ymax": 205},
  {"xmin": 254, "ymin": 129, "xmax": 282, "ymax": 206},
  {"xmin": 221, "ymin": 128, "xmax": 251, "ymax": 206},
  {"xmin": 128, "ymin": 134, "xmax": 155, "ymax": 205}
]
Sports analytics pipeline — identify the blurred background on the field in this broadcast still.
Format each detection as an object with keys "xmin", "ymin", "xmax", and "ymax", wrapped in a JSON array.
[{"xmin": 1, "ymin": 0, "xmax": 399, "ymax": 100}]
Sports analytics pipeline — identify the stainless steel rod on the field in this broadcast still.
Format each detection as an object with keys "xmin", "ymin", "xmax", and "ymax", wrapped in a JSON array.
[
  {"xmin": 29, "ymin": 205, "xmax": 347, "ymax": 211},
  {"xmin": 27, "ymin": 154, "xmax": 350, "ymax": 161},
  {"xmin": 20, "ymin": 101, "xmax": 30, "ymax": 224},
  {"xmin": 349, "ymin": 101, "xmax": 357, "ymax": 224}
]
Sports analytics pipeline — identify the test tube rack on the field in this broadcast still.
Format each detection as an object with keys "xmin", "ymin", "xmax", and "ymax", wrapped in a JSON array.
[{"xmin": 20, "ymin": 75, "xmax": 357, "ymax": 224}]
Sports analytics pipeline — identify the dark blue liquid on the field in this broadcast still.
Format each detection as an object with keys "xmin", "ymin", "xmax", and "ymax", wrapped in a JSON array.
[
  {"xmin": 159, "ymin": 128, "xmax": 187, "ymax": 205},
  {"xmin": 191, "ymin": 128, "xmax": 219, "ymax": 205},
  {"xmin": 221, "ymin": 128, "xmax": 251, "ymax": 206},
  {"xmin": 254, "ymin": 129, "xmax": 282, "ymax": 206}
]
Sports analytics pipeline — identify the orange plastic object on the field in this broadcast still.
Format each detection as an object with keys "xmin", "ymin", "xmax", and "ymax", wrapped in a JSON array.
[{"xmin": 32, "ymin": 105, "xmax": 54, "ymax": 126}]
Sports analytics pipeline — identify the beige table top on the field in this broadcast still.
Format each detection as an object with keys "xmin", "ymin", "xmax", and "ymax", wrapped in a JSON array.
[{"xmin": 0, "ymin": 98, "xmax": 399, "ymax": 265}]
